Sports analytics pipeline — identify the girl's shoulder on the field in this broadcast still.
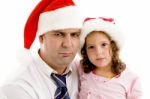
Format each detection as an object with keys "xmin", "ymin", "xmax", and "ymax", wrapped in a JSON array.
[
  {"xmin": 116, "ymin": 68, "xmax": 140, "ymax": 91},
  {"xmin": 120, "ymin": 68, "xmax": 139, "ymax": 79},
  {"xmin": 119, "ymin": 68, "xmax": 142, "ymax": 98}
]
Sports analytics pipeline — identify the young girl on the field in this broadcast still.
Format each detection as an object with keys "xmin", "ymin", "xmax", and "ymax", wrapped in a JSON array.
[{"xmin": 78, "ymin": 17, "xmax": 142, "ymax": 99}]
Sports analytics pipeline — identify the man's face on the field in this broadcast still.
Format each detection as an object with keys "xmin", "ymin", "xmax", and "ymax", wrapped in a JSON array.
[{"xmin": 39, "ymin": 28, "xmax": 81, "ymax": 72}]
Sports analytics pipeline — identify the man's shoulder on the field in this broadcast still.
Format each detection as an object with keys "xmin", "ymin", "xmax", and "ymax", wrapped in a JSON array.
[
  {"xmin": 0, "ymin": 82, "xmax": 36, "ymax": 99},
  {"xmin": 0, "ymin": 63, "xmax": 39, "ymax": 99},
  {"xmin": 3, "ymin": 59, "xmax": 38, "ymax": 87}
]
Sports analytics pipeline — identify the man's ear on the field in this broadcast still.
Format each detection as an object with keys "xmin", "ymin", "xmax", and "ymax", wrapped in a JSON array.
[{"xmin": 39, "ymin": 35, "xmax": 44, "ymax": 44}]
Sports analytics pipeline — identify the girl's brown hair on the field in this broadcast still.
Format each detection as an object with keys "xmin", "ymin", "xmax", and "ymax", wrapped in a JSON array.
[{"xmin": 80, "ymin": 31, "xmax": 126, "ymax": 75}]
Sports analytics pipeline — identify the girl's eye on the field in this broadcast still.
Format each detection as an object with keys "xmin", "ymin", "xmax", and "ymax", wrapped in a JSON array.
[
  {"xmin": 102, "ymin": 43, "xmax": 108, "ymax": 47},
  {"xmin": 87, "ymin": 46, "xmax": 94, "ymax": 49}
]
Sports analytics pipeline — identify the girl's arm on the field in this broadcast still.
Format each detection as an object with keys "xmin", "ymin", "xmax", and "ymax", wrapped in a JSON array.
[{"xmin": 127, "ymin": 78, "xmax": 142, "ymax": 99}]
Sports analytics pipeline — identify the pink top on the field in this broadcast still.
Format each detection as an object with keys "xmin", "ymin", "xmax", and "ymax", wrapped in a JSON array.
[{"xmin": 78, "ymin": 68, "xmax": 142, "ymax": 99}]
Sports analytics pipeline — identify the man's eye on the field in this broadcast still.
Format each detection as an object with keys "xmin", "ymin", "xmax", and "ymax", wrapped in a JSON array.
[
  {"xmin": 71, "ymin": 33, "xmax": 80, "ymax": 38},
  {"xmin": 54, "ymin": 33, "xmax": 63, "ymax": 36}
]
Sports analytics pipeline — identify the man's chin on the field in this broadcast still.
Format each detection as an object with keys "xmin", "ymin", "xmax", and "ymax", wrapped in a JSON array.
[{"xmin": 61, "ymin": 58, "xmax": 74, "ymax": 64}]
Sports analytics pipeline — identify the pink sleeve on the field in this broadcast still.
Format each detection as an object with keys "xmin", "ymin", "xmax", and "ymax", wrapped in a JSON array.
[
  {"xmin": 76, "ymin": 60, "xmax": 83, "ymax": 76},
  {"xmin": 127, "ymin": 78, "xmax": 142, "ymax": 99},
  {"xmin": 73, "ymin": 57, "xmax": 84, "ymax": 81}
]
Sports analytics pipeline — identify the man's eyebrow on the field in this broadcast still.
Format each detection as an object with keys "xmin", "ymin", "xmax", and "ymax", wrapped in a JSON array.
[
  {"xmin": 71, "ymin": 30, "xmax": 81, "ymax": 34},
  {"xmin": 71, "ymin": 31, "xmax": 81, "ymax": 34},
  {"xmin": 52, "ymin": 30, "xmax": 81, "ymax": 33},
  {"xmin": 77, "ymin": 30, "xmax": 81, "ymax": 33},
  {"xmin": 52, "ymin": 30, "xmax": 64, "ymax": 33}
]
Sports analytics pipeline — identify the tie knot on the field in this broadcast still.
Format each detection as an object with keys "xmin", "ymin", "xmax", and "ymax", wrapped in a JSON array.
[{"xmin": 51, "ymin": 73, "xmax": 67, "ymax": 87}]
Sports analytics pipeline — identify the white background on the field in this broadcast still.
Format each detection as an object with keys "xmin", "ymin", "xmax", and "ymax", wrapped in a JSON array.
[{"xmin": 0, "ymin": 0, "xmax": 150, "ymax": 98}]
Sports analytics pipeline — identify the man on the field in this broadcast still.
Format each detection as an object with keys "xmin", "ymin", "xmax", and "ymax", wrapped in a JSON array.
[{"xmin": 0, "ymin": 0, "xmax": 82, "ymax": 99}]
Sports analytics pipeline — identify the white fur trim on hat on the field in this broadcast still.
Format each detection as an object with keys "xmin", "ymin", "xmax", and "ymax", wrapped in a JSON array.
[
  {"xmin": 80, "ymin": 18, "xmax": 124, "ymax": 49},
  {"xmin": 37, "ymin": 6, "xmax": 83, "ymax": 35}
]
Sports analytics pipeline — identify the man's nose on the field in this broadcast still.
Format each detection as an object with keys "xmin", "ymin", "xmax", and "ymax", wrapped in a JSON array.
[{"xmin": 62, "ymin": 35, "xmax": 72, "ymax": 48}]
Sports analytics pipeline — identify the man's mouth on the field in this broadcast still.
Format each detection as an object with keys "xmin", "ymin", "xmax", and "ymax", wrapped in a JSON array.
[{"xmin": 60, "ymin": 53, "xmax": 72, "ymax": 57}]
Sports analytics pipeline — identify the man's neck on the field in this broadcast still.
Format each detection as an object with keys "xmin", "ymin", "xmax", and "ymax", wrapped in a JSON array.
[{"xmin": 38, "ymin": 49, "xmax": 68, "ymax": 75}]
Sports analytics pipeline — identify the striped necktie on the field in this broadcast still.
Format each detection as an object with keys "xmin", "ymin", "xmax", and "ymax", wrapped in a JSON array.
[{"xmin": 51, "ymin": 73, "xmax": 70, "ymax": 99}]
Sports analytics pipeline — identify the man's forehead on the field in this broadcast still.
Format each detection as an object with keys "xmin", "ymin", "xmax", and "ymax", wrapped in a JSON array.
[{"xmin": 54, "ymin": 28, "xmax": 81, "ymax": 33}]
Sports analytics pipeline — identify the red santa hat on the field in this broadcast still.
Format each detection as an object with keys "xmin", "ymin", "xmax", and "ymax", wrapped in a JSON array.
[
  {"xmin": 24, "ymin": 0, "xmax": 82, "ymax": 49},
  {"xmin": 80, "ymin": 17, "xmax": 124, "ymax": 49}
]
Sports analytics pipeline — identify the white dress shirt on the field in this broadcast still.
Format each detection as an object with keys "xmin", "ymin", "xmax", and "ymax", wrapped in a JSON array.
[{"xmin": 0, "ymin": 50, "xmax": 79, "ymax": 99}]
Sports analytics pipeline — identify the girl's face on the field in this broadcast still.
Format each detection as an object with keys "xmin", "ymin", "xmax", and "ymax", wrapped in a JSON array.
[{"xmin": 86, "ymin": 31, "xmax": 112, "ymax": 68}]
